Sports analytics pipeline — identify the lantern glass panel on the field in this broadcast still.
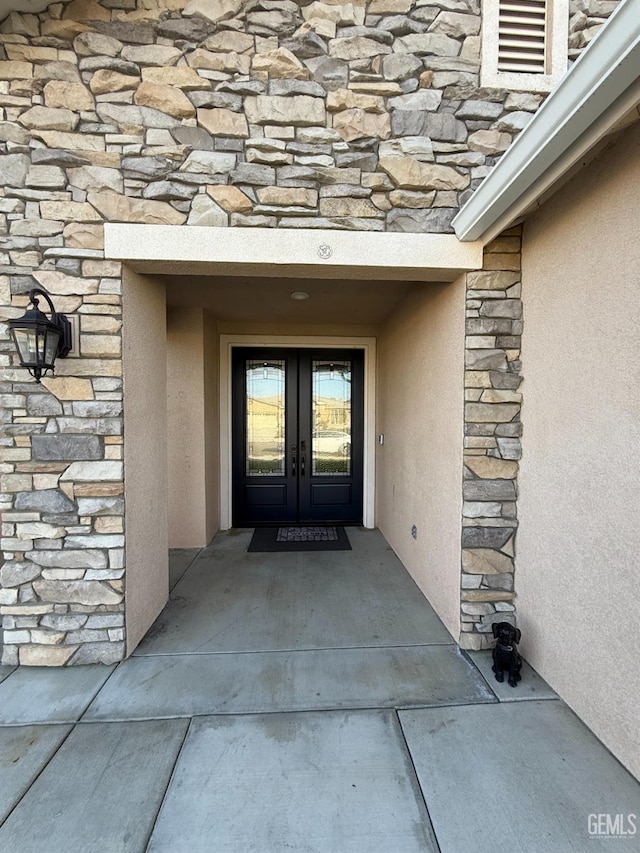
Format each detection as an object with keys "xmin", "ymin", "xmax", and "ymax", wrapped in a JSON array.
[
  {"xmin": 13, "ymin": 327, "xmax": 41, "ymax": 365},
  {"xmin": 44, "ymin": 328, "xmax": 60, "ymax": 366}
]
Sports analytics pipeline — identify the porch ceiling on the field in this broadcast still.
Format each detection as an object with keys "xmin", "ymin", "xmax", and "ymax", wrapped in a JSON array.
[{"xmin": 164, "ymin": 274, "xmax": 417, "ymax": 325}]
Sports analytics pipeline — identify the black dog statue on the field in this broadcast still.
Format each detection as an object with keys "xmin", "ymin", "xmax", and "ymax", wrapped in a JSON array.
[{"xmin": 492, "ymin": 622, "xmax": 522, "ymax": 687}]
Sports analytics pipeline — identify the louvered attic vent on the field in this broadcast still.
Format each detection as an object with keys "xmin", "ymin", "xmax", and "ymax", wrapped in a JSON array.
[{"xmin": 498, "ymin": 0, "xmax": 548, "ymax": 74}]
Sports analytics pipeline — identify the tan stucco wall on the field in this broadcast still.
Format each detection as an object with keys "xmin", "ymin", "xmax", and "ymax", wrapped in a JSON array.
[
  {"xmin": 167, "ymin": 307, "xmax": 211, "ymax": 547},
  {"xmin": 122, "ymin": 269, "xmax": 169, "ymax": 654},
  {"xmin": 203, "ymin": 311, "xmax": 219, "ymax": 544},
  {"xmin": 519, "ymin": 121, "xmax": 640, "ymax": 780},
  {"xmin": 377, "ymin": 279, "xmax": 466, "ymax": 639}
]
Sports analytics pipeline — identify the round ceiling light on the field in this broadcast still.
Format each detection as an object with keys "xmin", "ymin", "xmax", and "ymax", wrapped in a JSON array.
[{"xmin": 290, "ymin": 291, "xmax": 310, "ymax": 300}]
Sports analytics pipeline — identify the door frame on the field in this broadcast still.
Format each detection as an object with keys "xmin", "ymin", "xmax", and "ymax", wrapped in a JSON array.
[{"xmin": 220, "ymin": 335, "xmax": 376, "ymax": 530}]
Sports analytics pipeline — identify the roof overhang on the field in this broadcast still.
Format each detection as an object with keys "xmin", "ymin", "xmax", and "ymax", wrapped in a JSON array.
[{"xmin": 453, "ymin": 0, "xmax": 640, "ymax": 244}]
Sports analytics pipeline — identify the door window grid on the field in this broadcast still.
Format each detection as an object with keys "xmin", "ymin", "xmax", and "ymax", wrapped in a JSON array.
[
  {"xmin": 245, "ymin": 359, "xmax": 285, "ymax": 477},
  {"xmin": 312, "ymin": 360, "xmax": 352, "ymax": 477}
]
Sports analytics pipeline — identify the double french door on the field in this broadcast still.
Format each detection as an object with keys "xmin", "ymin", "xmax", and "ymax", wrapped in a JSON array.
[{"xmin": 232, "ymin": 348, "xmax": 364, "ymax": 526}]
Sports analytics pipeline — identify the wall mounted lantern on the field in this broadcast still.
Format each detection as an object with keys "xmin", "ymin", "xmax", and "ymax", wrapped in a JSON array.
[{"xmin": 8, "ymin": 288, "xmax": 72, "ymax": 383}]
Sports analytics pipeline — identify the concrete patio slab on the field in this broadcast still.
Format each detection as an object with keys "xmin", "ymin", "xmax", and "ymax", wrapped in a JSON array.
[
  {"xmin": 169, "ymin": 547, "xmax": 201, "ymax": 590},
  {"xmin": 0, "ymin": 664, "xmax": 16, "ymax": 684},
  {"xmin": 467, "ymin": 650, "xmax": 558, "ymax": 701},
  {"xmin": 0, "ymin": 724, "xmax": 72, "ymax": 823},
  {"xmin": 84, "ymin": 645, "xmax": 495, "ymax": 721},
  {"xmin": 0, "ymin": 665, "xmax": 114, "ymax": 725},
  {"xmin": 399, "ymin": 701, "xmax": 640, "ymax": 852},
  {"xmin": 148, "ymin": 710, "xmax": 438, "ymax": 853},
  {"xmin": 1, "ymin": 523, "xmax": 638, "ymax": 853},
  {"xmin": 0, "ymin": 636, "xmax": 16, "ymax": 683},
  {"xmin": 136, "ymin": 528, "xmax": 452, "ymax": 656},
  {"xmin": 0, "ymin": 719, "xmax": 189, "ymax": 853}
]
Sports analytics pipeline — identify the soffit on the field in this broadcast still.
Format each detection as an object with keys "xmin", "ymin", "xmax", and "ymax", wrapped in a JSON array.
[
  {"xmin": 164, "ymin": 274, "xmax": 418, "ymax": 325},
  {"xmin": 516, "ymin": 106, "xmax": 640, "ymax": 221}
]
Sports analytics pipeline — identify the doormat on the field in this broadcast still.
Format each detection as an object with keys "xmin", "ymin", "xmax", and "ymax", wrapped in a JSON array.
[{"xmin": 248, "ymin": 526, "xmax": 351, "ymax": 552}]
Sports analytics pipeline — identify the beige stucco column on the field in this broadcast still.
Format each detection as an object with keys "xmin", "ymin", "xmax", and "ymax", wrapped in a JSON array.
[
  {"xmin": 167, "ymin": 307, "xmax": 219, "ymax": 548},
  {"xmin": 122, "ymin": 268, "xmax": 169, "ymax": 655}
]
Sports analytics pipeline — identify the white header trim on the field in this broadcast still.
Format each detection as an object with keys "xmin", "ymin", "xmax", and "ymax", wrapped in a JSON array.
[{"xmin": 105, "ymin": 225, "xmax": 483, "ymax": 281}]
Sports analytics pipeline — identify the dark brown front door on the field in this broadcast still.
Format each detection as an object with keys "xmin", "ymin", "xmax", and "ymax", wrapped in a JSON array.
[{"xmin": 232, "ymin": 348, "xmax": 364, "ymax": 526}]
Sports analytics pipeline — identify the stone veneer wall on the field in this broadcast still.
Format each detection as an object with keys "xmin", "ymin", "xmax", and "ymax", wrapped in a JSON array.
[
  {"xmin": 568, "ymin": 0, "xmax": 620, "ymax": 59},
  {"xmin": 459, "ymin": 227, "xmax": 521, "ymax": 650},
  {"xmin": 0, "ymin": 0, "xmax": 546, "ymax": 240},
  {"xmin": 0, "ymin": 266, "xmax": 126, "ymax": 666},
  {"xmin": 0, "ymin": 0, "xmax": 604, "ymax": 664}
]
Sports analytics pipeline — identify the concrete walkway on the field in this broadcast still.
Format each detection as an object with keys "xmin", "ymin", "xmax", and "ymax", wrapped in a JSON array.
[{"xmin": 0, "ymin": 529, "xmax": 638, "ymax": 852}]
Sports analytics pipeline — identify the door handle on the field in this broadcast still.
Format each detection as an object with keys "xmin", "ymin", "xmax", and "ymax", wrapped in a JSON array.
[
  {"xmin": 291, "ymin": 445, "xmax": 297, "ymax": 477},
  {"xmin": 300, "ymin": 455, "xmax": 305, "ymax": 476}
]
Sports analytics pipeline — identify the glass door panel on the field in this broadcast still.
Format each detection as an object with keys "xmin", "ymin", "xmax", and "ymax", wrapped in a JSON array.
[
  {"xmin": 311, "ymin": 359, "xmax": 351, "ymax": 476},
  {"xmin": 245, "ymin": 359, "xmax": 286, "ymax": 477}
]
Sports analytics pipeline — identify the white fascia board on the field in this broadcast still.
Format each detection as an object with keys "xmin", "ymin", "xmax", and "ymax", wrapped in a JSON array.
[
  {"xmin": 105, "ymin": 224, "xmax": 483, "ymax": 281},
  {"xmin": 453, "ymin": 0, "xmax": 640, "ymax": 244}
]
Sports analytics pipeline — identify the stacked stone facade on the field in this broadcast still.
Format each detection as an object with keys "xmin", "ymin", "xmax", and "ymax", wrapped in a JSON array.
[
  {"xmin": 569, "ymin": 0, "xmax": 620, "ymax": 59},
  {"xmin": 460, "ymin": 228, "xmax": 521, "ymax": 649},
  {"xmin": 0, "ymin": 0, "xmax": 547, "ymax": 239},
  {"xmin": 0, "ymin": 0, "xmax": 620, "ymax": 664},
  {"xmin": 0, "ymin": 264, "xmax": 125, "ymax": 666}
]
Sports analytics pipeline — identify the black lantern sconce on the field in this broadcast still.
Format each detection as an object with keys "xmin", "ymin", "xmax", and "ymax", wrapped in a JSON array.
[{"xmin": 8, "ymin": 288, "xmax": 72, "ymax": 383}]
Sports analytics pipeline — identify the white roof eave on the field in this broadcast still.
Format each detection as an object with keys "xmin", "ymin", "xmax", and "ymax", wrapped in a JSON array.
[{"xmin": 452, "ymin": 0, "xmax": 640, "ymax": 244}]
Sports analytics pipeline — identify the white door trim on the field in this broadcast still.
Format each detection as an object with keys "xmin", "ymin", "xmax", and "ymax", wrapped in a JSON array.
[{"xmin": 220, "ymin": 334, "xmax": 376, "ymax": 530}]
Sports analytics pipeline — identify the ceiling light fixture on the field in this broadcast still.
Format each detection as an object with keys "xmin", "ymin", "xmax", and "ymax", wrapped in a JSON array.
[{"xmin": 290, "ymin": 291, "xmax": 310, "ymax": 301}]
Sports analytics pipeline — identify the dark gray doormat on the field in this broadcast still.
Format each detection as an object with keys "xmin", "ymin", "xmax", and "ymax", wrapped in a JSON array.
[{"xmin": 248, "ymin": 526, "xmax": 351, "ymax": 552}]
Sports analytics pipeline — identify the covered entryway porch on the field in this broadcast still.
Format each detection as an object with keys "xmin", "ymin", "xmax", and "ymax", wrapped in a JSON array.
[{"xmin": 113, "ymin": 225, "xmax": 484, "ymax": 656}]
